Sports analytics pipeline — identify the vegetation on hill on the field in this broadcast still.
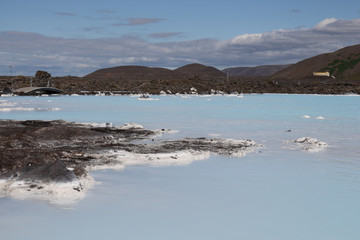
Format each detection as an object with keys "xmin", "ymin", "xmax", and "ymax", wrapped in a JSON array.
[
  {"xmin": 271, "ymin": 44, "xmax": 360, "ymax": 80},
  {"xmin": 321, "ymin": 53, "xmax": 360, "ymax": 79}
]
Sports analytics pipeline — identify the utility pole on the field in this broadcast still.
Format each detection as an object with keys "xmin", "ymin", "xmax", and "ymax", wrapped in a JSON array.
[
  {"xmin": 9, "ymin": 65, "xmax": 14, "ymax": 92},
  {"xmin": 9, "ymin": 65, "xmax": 13, "ymax": 75}
]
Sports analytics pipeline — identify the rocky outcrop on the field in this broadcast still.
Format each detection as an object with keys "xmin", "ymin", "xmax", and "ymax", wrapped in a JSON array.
[{"xmin": 35, "ymin": 70, "xmax": 51, "ymax": 80}]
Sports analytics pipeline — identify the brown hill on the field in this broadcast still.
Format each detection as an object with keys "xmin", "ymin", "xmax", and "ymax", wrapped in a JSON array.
[
  {"xmin": 271, "ymin": 44, "xmax": 360, "ymax": 80},
  {"xmin": 84, "ymin": 65, "xmax": 187, "ymax": 81},
  {"xmin": 175, "ymin": 63, "xmax": 226, "ymax": 81},
  {"xmin": 223, "ymin": 64, "xmax": 291, "ymax": 77},
  {"xmin": 84, "ymin": 63, "xmax": 227, "ymax": 82}
]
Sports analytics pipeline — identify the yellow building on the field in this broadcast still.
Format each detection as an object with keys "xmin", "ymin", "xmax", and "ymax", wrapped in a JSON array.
[{"xmin": 313, "ymin": 72, "xmax": 330, "ymax": 77}]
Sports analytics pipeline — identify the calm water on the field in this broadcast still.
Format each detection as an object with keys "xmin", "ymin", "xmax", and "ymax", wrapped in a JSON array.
[{"xmin": 1, "ymin": 94, "xmax": 360, "ymax": 240}]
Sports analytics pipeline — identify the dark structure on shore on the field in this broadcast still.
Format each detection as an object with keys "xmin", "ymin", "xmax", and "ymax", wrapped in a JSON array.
[{"xmin": 14, "ymin": 87, "xmax": 64, "ymax": 95}]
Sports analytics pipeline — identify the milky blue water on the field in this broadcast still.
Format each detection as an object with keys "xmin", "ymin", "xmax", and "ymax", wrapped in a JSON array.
[{"xmin": 1, "ymin": 94, "xmax": 360, "ymax": 240}]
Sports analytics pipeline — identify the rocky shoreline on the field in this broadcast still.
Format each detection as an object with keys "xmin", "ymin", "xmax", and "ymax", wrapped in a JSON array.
[
  {"xmin": 1, "ymin": 75, "xmax": 360, "ymax": 96},
  {"xmin": 0, "ymin": 120, "xmax": 260, "ymax": 205}
]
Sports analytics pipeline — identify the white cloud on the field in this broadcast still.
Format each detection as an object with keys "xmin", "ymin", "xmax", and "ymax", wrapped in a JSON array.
[
  {"xmin": 108, "ymin": 57, "xmax": 159, "ymax": 65},
  {"xmin": 230, "ymin": 33, "xmax": 264, "ymax": 45},
  {"xmin": 314, "ymin": 18, "xmax": 338, "ymax": 30},
  {"xmin": 1, "ymin": 18, "xmax": 360, "ymax": 76}
]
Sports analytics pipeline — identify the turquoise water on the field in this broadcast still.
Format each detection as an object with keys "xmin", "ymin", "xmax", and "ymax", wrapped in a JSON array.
[{"xmin": 1, "ymin": 94, "xmax": 360, "ymax": 239}]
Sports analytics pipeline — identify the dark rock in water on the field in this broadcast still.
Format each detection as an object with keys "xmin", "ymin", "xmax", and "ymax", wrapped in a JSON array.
[
  {"xmin": 0, "ymin": 120, "xmax": 258, "ymax": 184},
  {"xmin": 0, "ymin": 119, "xmax": 156, "ymax": 175},
  {"xmin": 9, "ymin": 160, "xmax": 77, "ymax": 183},
  {"xmin": 1, "ymin": 86, "xmax": 12, "ymax": 95}
]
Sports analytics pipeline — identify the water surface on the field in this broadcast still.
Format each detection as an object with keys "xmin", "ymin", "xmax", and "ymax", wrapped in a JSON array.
[{"xmin": 1, "ymin": 94, "xmax": 359, "ymax": 240}]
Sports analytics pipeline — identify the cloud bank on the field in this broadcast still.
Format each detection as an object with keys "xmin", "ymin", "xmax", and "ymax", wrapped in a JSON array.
[{"xmin": 1, "ymin": 18, "xmax": 360, "ymax": 76}]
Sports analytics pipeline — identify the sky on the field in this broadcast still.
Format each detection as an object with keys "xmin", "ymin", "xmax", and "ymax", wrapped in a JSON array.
[{"xmin": 1, "ymin": 0, "xmax": 360, "ymax": 76}]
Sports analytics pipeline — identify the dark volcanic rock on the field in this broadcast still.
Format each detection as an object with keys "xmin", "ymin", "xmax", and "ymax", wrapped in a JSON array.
[
  {"xmin": 0, "ymin": 120, "xmax": 258, "ymax": 178},
  {"xmin": 0, "ymin": 120, "xmax": 156, "ymax": 175},
  {"xmin": 3, "ymin": 160, "xmax": 77, "ymax": 183},
  {"xmin": 35, "ymin": 70, "xmax": 51, "ymax": 80},
  {"xmin": 2, "ymin": 86, "xmax": 12, "ymax": 95}
]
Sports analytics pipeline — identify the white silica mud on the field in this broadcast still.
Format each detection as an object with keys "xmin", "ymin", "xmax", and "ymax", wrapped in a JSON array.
[
  {"xmin": 0, "ymin": 175, "xmax": 95, "ymax": 206},
  {"xmin": 286, "ymin": 137, "xmax": 328, "ymax": 152}
]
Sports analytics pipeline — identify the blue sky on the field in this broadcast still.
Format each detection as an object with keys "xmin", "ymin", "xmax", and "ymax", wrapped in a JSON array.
[{"xmin": 1, "ymin": 0, "xmax": 360, "ymax": 76}]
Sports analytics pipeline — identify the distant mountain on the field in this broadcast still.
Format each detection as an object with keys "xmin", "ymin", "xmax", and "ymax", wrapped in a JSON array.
[
  {"xmin": 271, "ymin": 44, "xmax": 360, "ymax": 80},
  {"xmin": 84, "ymin": 65, "xmax": 186, "ymax": 81},
  {"xmin": 223, "ymin": 65, "xmax": 291, "ymax": 77},
  {"xmin": 84, "ymin": 63, "xmax": 226, "ymax": 81},
  {"xmin": 175, "ymin": 63, "xmax": 226, "ymax": 81}
]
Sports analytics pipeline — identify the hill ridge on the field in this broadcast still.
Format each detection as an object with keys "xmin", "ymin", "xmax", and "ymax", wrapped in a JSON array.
[
  {"xmin": 271, "ymin": 44, "xmax": 360, "ymax": 80},
  {"xmin": 223, "ymin": 64, "xmax": 291, "ymax": 77},
  {"xmin": 85, "ymin": 63, "xmax": 226, "ymax": 81}
]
